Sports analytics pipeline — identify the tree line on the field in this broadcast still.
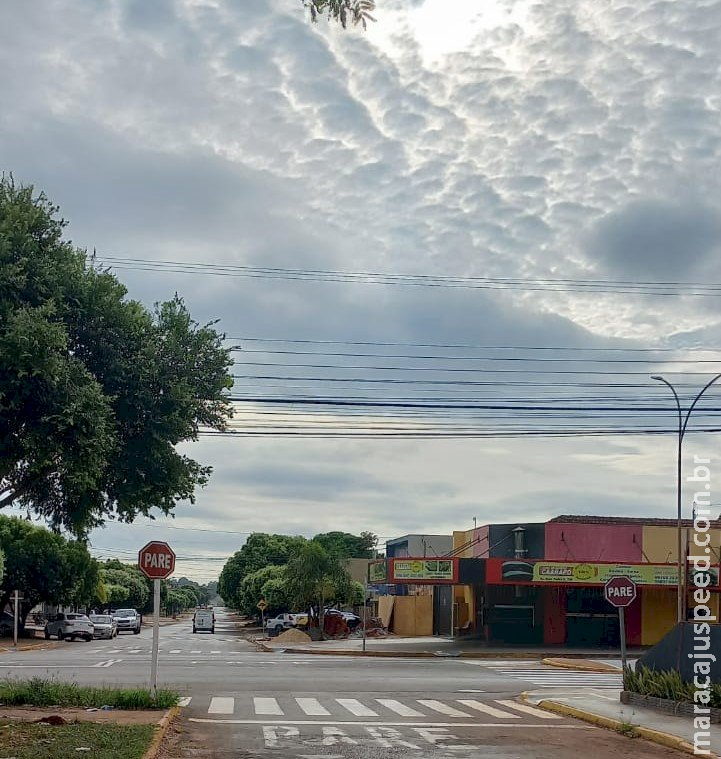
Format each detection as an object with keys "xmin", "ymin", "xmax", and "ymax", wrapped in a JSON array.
[
  {"xmin": 0, "ymin": 515, "xmax": 212, "ymax": 632},
  {"xmin": 218, "ymin": 531, "xmax": 377, "ymax": 620}
]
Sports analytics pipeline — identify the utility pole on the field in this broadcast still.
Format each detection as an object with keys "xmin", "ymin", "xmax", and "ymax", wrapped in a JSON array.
[{"xmin": 12, "ymin": 590, "xmax": 21, "ymax": 648}]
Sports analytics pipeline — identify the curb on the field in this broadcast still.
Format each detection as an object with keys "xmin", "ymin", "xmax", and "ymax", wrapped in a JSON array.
[
  {"xmin": 254, "ymin": 642, "xmax": 619, "ymax": 660},
  {"xmin": 519, "ymin": 693, "xmax": 711, "ymax": 757},
  {"xmin": 0, "ymin": 640, "xmax": 62, "ymax": 654},
  {"xmin": 142, "ymin": 706, "xmax": 180, "ymax": 759},
  {"xmin": 541, "ymin": 657, "xmax": 622, "ymax": 673}
]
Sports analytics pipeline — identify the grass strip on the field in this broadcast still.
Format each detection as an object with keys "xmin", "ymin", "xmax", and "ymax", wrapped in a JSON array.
[
  {"xmin": 0, "ymin": 722, "xmax": 156, "ymax": 759},
  {"xmin": 0, "ymin": 677, "xmax": 179, "ymax": 709}
]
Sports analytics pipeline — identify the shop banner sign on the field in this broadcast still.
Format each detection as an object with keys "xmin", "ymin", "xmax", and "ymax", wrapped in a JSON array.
[
  {"xmin": 391, "ymin": 558, "xmax": 458, "ymax": 583},
  {"xmin": 368, "ymin": 560, "xmax": 388, "ymax": 584},
  {"xmin": 488, "ymin": 559, "xmax": 720, "ymax": 587}
]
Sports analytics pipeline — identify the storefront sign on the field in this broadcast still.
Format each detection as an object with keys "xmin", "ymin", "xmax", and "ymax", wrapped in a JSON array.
[
  {"xmin": 368, "ymin": 560, "xmax": 388, "ymax": 584},
  {"xmin": 390, "ymin": 558, "xmax": 458, "ymax": 583},
  {"xmin": 487, "ymin": 559, "xmax": 720, "ymax": 587}
]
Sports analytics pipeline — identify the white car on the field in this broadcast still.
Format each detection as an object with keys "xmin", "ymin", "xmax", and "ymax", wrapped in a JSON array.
[
  {"xmin": 265, "ymin": 613, "xmax": 299, "ymax": 634},
  {"xmin": 113, "ymin": 608, "xmax": 142, "ymax": 634},
  {"xmin": 90, "ymin": 614, "xmax": 118, "ymax": 639},
  {"xmin": 44, "ymin": 613, "xmax": 94, "ymax": 642}
]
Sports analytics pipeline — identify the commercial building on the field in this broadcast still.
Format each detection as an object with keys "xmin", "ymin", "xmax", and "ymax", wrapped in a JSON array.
[{"xmin": 371, "ymin": 515, "xmax": 721, "ymax": 647}]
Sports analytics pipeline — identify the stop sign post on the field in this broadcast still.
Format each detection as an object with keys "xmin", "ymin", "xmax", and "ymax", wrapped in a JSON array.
[
  {"xmin": 604, "ymin": 576, "xmax": 637, "ymax": 669},
  {"xmin": 138, "ymin": 542, "xmax": 176, "ymax": 696}
]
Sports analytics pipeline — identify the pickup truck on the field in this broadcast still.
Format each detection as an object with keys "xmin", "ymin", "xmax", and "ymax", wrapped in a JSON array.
[{"xmin": 265, "ymin": 613, "xmax": 306, "ymax": 634}]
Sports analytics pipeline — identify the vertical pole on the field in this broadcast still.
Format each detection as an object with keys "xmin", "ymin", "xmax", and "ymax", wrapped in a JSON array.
[
  {"xmin": 619, "ymin": 606, "xmax": 627, "ymax": 670},
  {"xmin": 12, "ymin": 590, "xmax": 19, "ymax": 648},
  {"xmin": 676, "ymin": 431, "xmax": 684, "ymax": 624},
  {"xmin": 362, "ymin": 584, "xmax": 368, "ymax": 653},
  {"xmin": 450, "ymin": 595, "xmax": 455, "ymax": 639},
  {"xmin": 261, "ymin": 608, "xmax": 265, "ymax": 632},
  {"xmin": 150, "ymin": 579, "xmax": 160, "ymax": 697}
]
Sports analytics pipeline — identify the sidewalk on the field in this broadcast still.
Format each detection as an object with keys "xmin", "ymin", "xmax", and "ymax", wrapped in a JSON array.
[
  {"xmin": 256, "ymin": 634, "xmax": 643, "ymax": 660},
  {"xmin": 524, "ymin": 688, "xmax": 720, "ymax": 756}
]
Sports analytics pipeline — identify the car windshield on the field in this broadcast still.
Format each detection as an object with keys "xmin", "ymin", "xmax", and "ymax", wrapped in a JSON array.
[
  {"xmin": 90, "ymin": 615, "xmax": 111, "ymax": 624},
  {"xmin": 66, "ymin": 614, "xmax": 87, "ymax": 620},
  {"xmin": 114, "ymin": 610, "xmax": 135, "ymax": 617}
]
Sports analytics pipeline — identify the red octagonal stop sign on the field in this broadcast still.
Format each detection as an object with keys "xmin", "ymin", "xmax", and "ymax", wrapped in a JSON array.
[
  {"xmin": 138, "ymin": 541, "xmax": 176, "ymax": 579},
  {"xmin": 604, "ymin": 575, "xmax": 637, "ymax": 607}
]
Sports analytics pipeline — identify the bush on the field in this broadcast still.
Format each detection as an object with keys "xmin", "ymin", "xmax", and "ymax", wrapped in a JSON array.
[
  {"xmin": 623, "ymin": 665, "xmax": 721, "ymax": 708},
  {"xmin": 0, "ymin": 677, "xmax": 179, "ymax": 709}
]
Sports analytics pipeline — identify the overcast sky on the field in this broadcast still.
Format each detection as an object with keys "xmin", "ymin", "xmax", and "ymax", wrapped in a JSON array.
[{"xmin": 3, "ymin": 0, "xmax": 721, "ymax": 581}]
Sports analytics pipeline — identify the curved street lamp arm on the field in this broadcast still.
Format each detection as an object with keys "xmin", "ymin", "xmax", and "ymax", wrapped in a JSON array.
[
  {"xmin": 681, "ymin": 372, "xmax": 721, "ymax": 438},
  {"xmin": 651, "ymin": 375, "xmax": 683, "ymax": 436}
]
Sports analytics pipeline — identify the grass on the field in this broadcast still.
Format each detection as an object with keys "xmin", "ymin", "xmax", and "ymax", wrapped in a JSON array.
[
  {"xmin": 0, "ymin": 677, "xmax": 179, "ymax": 709},
  {"xmin": 616, "ymin": 721, "xmax": 640, "ymax": 738},
  {"xmin": 0, "ymin": 722, "xmax": 156, "ymax": 759},
  {"xmin": 623, "ymin": 665, "xmax": 721, "ymax": 708}
]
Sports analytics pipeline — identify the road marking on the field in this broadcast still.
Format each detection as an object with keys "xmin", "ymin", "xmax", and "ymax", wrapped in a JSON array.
[
  {"xmin": 456, "ymin": 700, "xmax": 519, "ymax": 719},
  {"xmin": 178, "ymin": 697, "xmax": 192, "ymax": 707},
  {"xmin": 169, "ymin": 649, "xmax": 181, "ymax": 654},
  {"xmin": 208, "ymin": 697, "xmax": 234, "ymax": 714},
  {"xmin": 190, "ymin": 718, "xmax": 590, "ymax": 729},
  {"xmin": 190, "ymin": 650, "xmax": 201, "ymax": 654},
  {"xmin": 296, "ymin": 698, "xmax": 330, "ymax": 716},
  {"xmin": 417, "ymin": 700, "xmax": 471, "ymax": 718},
  {"xmin": 457, "ymin": 689, "xmax": 485, "ymax": 693},
  {"xmin": 254, "ymin": 697, "xmax": 283, "ymax": 715},
  {"xmin": 375, "ymin": 699, "xmax": 424, "ymax": 717},
  {"xmin": 494, "ymin": 700, "xmax": 561, "ymax": 719},
  {"xmin": 336, "ymin": 699, "xmax": 378, "ymax": 717},
  {"xmin": 93, "ymin": 659, "xmax": 122, "ymax": 668}
]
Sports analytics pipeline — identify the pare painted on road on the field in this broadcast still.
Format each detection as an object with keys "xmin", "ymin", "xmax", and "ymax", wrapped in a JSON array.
[{"xmin": 262, "ymin": 724, "xmax": 475, "ymax": 750}]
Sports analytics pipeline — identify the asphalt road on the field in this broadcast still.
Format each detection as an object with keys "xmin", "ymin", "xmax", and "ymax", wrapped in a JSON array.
[{"xmin": 0, "ymin": 609, "xmax": 679, "ymax": 759}]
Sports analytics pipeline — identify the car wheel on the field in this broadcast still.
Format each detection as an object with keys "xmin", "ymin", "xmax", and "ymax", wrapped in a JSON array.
[
  {"xmin": 57, "ymin": 631, "xmax": 64, "ymax": 641},
  {"xmin": 84, "ymin": 635, "xmax": 92, "ymax": 642},
  {"xmin": 133, "ymin": 628, "xmax": 140, "ymax": 635}
]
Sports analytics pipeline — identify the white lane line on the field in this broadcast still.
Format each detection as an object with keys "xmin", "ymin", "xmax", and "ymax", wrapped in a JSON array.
[
  {"xmin": 211, "ymin": 650, "xmax": 221, "ymax": 654},
  {"xmin": 296, "ymin": 698, "xmax": 330, "ymax": 716},
  {"xmin": 494, "ymin": 700, "xmax": 562, "ymax": 719},
  {"xmin": 178, "ymin": 697, "xmax": 192, "ymax": 707},
  {"xmin": 169, "ymin": 649, "xmax": 181, "ymax": 654},
  {"xmin": 254, "ymin": 697, "xmax": 283, "ymax": 716},
  {"xmin": 208, "ymin": 697, "xmax": 234, "ymax": 714},
  {"xmin": 416, "ymin": 700, "xmax": 471, "ymax": 718},
  {"xmin": 375, "ymin": 699, "xmax": 424, "ymax": 717},
  {"xmin": 190, "ymin": 650, "xmax": 201, "ymax": 654},
  {"xmin": 456, "ymin": 700, "xmax": 519, "ymax": 719},
  {"xmin": 190, "ymin": 718, "xmax": 589, "ymax": 729},
  {"xmin": 336, "ymin": 699, "xmax": 378, "ymax": 717}
]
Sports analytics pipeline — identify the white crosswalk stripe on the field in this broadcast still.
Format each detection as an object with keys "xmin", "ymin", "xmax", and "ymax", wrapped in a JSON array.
[
  {"xmin": 495, "ymin": 700, "xmax": 562, "ymax": 719},
  {"xmin": 336, "ymin": 698, "xmax": 378, "ymax": 717},
  {"xmin": 417, "ymin": 700, "xmax": 471, "ymax": 717},
  {"xmin": 479, "ymin": 664, "xmax": 622, "ymax": 688},
  {"xmin": 456, "ymin": 700, "xmax": 519, "ymax": 719},
  {"xmin": 296, "ymin": 698, "xmax": 330, "ymax": 716},
  {"xmin": 208, "ymin": 697, "xmax": 234, "ymax": 714},
  {"xmin": 375, "ymin": 699, "xmax": 424, "ymax": 717},
  {"xmin": 254, "ymin": 697, "xmax": 283, "ymax": 715}
]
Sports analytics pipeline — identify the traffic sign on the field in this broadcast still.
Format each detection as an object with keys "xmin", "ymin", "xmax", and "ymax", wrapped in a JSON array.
[
  {"xmin": 257, "ymin": 599, "xmax": 268, "ymax": 611},
  {"xmin": 604, "ymin": 576, "xmax": 637, "ymax": 607},
  {"xmin": 138, "ymin": 541, "xmax": 176, "ymax": 580}
]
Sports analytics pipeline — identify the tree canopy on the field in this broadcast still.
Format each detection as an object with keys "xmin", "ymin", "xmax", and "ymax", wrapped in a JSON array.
[
  {"xmin": 304, "ymin": 1, "xmax": 376, "ymax": 29},
  {"xmin": 313, "ymin": 531, "xmax": 377, "ymax": 559},
  {"xmin": 0, "ymin": 178, "xmax": 234, "ymax": 535}
]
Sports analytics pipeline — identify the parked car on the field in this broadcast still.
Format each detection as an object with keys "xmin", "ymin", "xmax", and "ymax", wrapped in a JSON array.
[
  {"xmin": 44, "ymin": 613, "xmax": 94, "ymax": 641},
  {"xmin": 112, "ymin": 608, "xmax": 142, "ymax": 634},
  {"xmin": 264, "ymin": 613, "xmax": 299, "ymax": 634},
  {"xmin": 325, "ymin": 609, "xmax": 362, "ymax": 629},
  {"xmin": 89, "ymin": 614, "xmax": 118, "ymax": 639},
  {"xmin": 193, "ymin": 608, "xmax": 214, "ymax": 634}
]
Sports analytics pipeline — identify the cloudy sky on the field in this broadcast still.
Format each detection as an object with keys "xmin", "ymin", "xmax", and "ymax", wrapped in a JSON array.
[{"xmin": 3, "ymin": 0, "xmax": 721, "ymax": 581}]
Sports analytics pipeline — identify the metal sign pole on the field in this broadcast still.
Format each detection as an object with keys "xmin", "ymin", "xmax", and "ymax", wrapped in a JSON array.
[
  {"xmin": 150, "ymin": 579, "xmax": 160, "ymax": 697},
  {"xmin": 619, "ymin": 606, "xmax": 627, "ymax": 670},
  {"xmin": 12, "ymin": 590, "xmax": 19, "ymax": 648},
  {"xmin": 362, "ymin": 584, "xmax": 368, "ymax": 653},
  {"xmin": 261, "ymin": 608, "xmax": 265, "ymax": 631}
]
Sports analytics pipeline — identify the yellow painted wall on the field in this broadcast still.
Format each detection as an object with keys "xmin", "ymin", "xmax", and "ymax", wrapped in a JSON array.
[
  {"xmin": 641, "ymin": 587, "xmax": 676, "ymax": 645},
  {"xmin": 453, "ymin": 530, "xmax": 474, "ymax": 557},
  {"xmin": 453, "ymin": 584, "xmax": 475, "ymax": 630}
]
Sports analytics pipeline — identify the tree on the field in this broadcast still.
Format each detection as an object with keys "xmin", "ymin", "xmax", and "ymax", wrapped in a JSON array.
[
  {"xmin": 239, "ymin": 565, "xmax": 289, "ymax": 616},
  {"xmin": 100, "ymin": 562, "xmax": 149, "ymax": 610},
  {"xmin": 304, "ymin": 0, "xmax": 376, "ymax": 29},
  {"xmin": 0, "ymin": 515, "xmax": 99, "ymax": 627},
  {"xmin": 284, "ymin": 541, "xmax": 353, "ymax": 630},
  {"xmin": 313, "ymin": 531, "xmax": 377, "ymax": 559},
  {"xmin": 0, "ymin": 178, "xmax": 234, "ymax": 536},
  {"xmin": 218, "ymin": 533, "xmax": 305, "ymax": 610}
]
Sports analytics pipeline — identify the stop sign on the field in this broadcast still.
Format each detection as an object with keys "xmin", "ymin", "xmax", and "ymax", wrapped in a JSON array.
[
  {"xmin": 604, "ymin": 576, "xmax": 637, "ymax": 607},
  {"xmin": 138, "ymin": 541, "xmax": 176, "ymax": 580}
]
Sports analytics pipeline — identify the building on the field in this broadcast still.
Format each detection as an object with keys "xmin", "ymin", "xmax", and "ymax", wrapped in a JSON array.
[{"xmin": 371, "ymin": 515, "xmax": 721, "ymax": 647}]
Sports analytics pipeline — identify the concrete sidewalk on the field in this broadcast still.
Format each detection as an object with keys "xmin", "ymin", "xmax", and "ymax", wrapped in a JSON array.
[
  {"xmin": 256, "ymin": 634, "xmax": 643, "ymax": 660},
  {"xmin": 525, "ymin": 688, "xmax": 720, "ymax": 756}
]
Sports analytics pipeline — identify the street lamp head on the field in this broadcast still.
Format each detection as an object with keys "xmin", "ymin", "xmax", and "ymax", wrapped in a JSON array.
[{"xmin": 651, "ymin": 375, "xmax": 663, "ymax": 381}]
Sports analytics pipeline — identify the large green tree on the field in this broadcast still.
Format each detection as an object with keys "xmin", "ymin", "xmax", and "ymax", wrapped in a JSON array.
[
  {"xmin": 313, "ymin": 531, "xmax": 377, "ymax": 559},
  {"xmin": 0, "ymin": 515, "xmax": 99, "ymax": 628},
  {"xmin": 0, "ymin": 179, "xmax": 234, "ymax": 535},
  {"xmin": 304, "ymin": 0, "xmax": 376, "ymax": 29}
]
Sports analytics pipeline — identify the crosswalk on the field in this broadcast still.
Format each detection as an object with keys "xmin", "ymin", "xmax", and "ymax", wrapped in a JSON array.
[
  {"xmin": 181, "ymin": 694, "xmax": 561, "ymax": 721},
  {"xmin": 478, "ymin": 662, "xmax": 623, "ymax": 689}
]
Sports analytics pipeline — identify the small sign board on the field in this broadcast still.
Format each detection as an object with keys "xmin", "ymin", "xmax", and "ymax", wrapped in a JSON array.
[
  {"xmin": 257, "ymin": 599, "xmax": 268, "ymax": 611},
  {"xmin": 604, "ymin": 576, "xmax": 637, "ymax": 607}
]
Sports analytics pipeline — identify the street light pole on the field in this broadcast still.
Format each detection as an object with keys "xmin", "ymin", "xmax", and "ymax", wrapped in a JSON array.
[{"xmin": 652, "ymin": 373, "xmax": 721, "ymax": 624}]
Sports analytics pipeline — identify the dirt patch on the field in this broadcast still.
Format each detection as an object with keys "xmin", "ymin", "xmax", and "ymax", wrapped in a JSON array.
[
  {"xmin": 0, "ymin": 707, "xmax": 164, "ymax": 725},
  {"xmin": 275, "ymin": 627, "xmax": 312, "ymax": 644}
]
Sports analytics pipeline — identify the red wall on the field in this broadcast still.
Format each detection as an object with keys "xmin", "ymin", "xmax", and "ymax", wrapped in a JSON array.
[
  {"xmin": 545, "ymin": 523, "xmax": 643, "ymax": 562},
  {"xmin": 543, "ymin": 587, "xmax": 566, "ymax": 644},
  {"xmin": 472, "ymin": 526, "xmax": 490, "ymax": 558}
]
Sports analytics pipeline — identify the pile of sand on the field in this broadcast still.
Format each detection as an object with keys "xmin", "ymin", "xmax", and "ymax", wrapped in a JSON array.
[{"xmin": 275, "ymin": 627, "xmax": 312, "ymax": 644}]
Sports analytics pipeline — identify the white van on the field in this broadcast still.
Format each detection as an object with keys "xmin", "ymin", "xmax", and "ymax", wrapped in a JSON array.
[{"xmin": 193, "ymin": 608, "xmax": 214, "ymax": 634}]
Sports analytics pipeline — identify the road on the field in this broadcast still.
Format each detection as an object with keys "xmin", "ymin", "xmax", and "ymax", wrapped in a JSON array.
[{"xmin": 0, "ymin": 609, "xmax": 679, "ymax": 759}]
